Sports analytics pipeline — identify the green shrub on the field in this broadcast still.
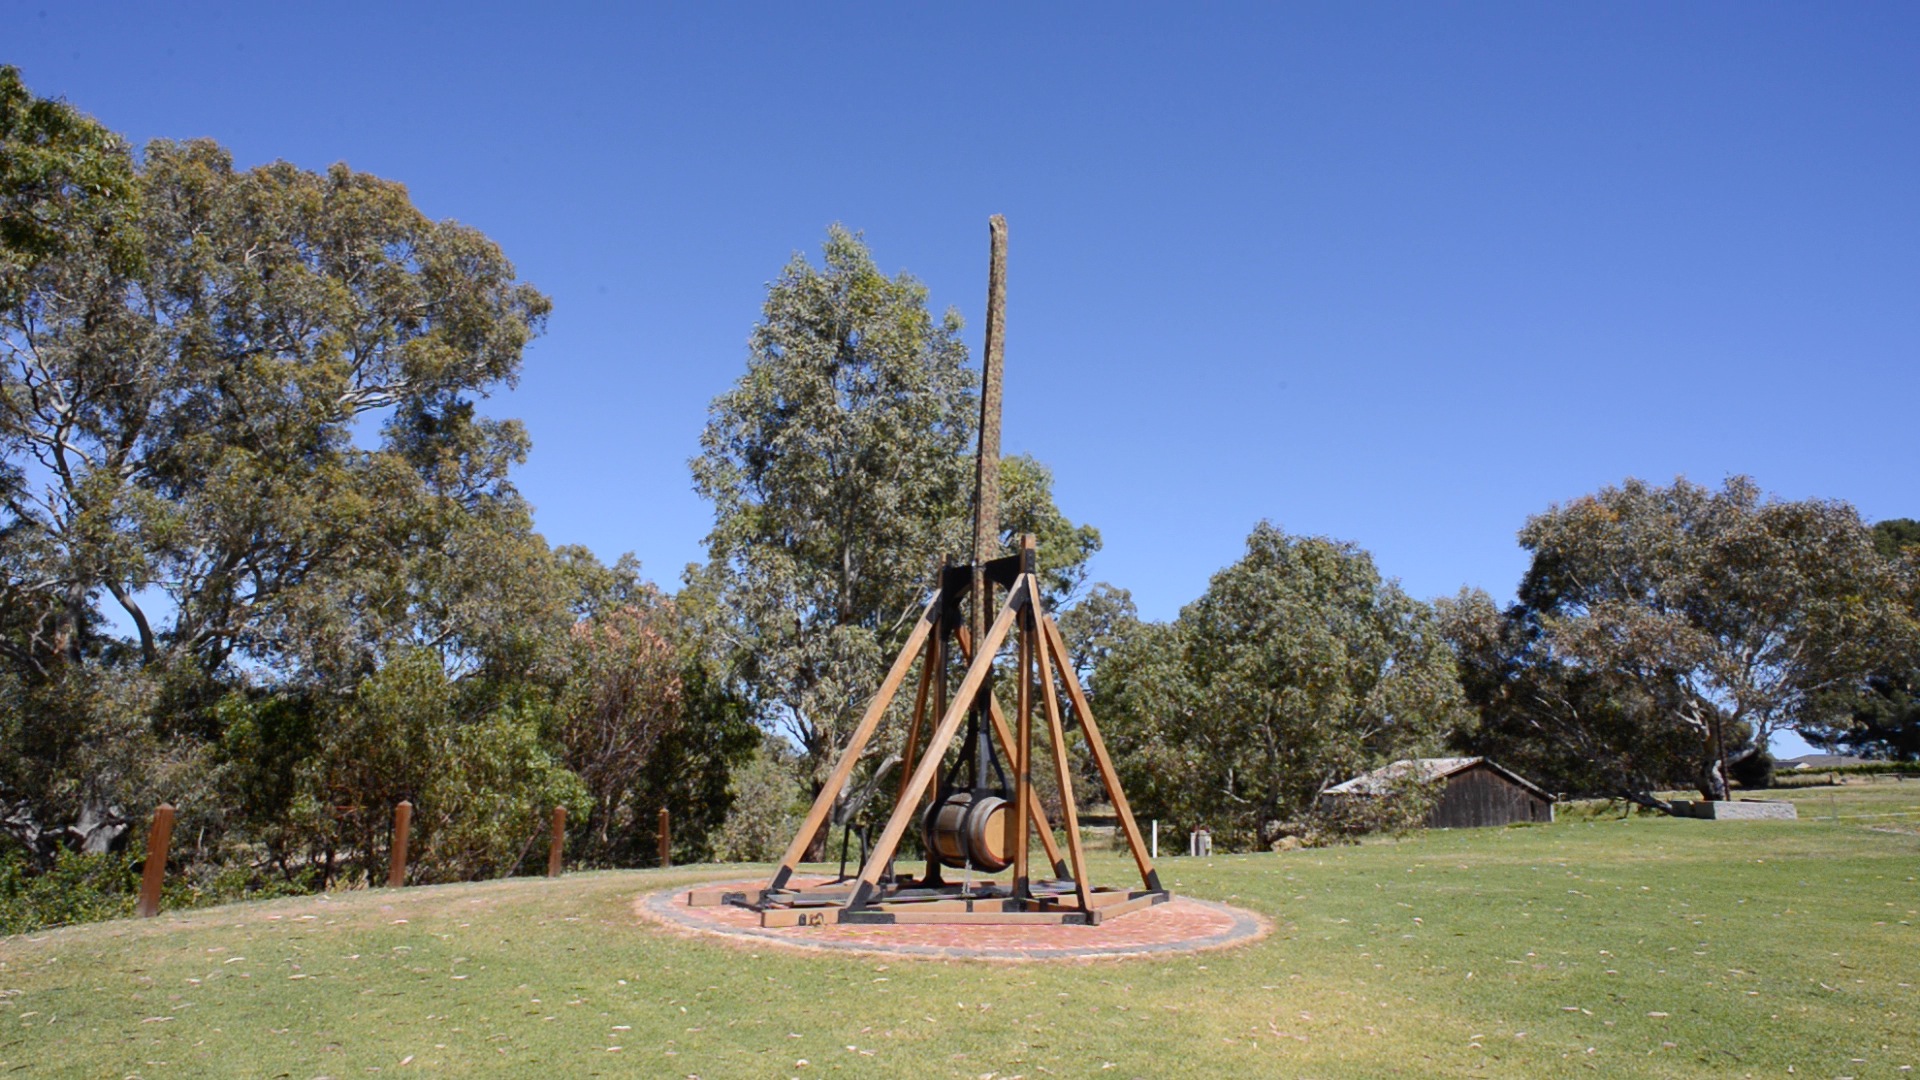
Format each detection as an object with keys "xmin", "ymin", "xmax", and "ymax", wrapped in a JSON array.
[
  {"xmin": 412, "ymin": 701, "xmax": 589, "ymax": 882},
  {"xmin": 0, "ymin": 840, "xmax": 326, "ymax": 936},
  {"xmin": 1291, "ymin": 770, "xmax": 1441, "ymax": 848},
  {"xmin": 1731, "ymin": 751, "xmax": 1776, "ymax": 789},
  {"xmin": 713, "ymin": 740, "xmax": 802, "ymax": 863},
  {"xmin": 0, "ymin": 847, "xmax": 139, "ymax": 933}
]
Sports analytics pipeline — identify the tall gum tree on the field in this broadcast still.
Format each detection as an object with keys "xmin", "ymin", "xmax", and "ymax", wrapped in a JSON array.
[
  {"xmin": 0, "ymin": 69, "xmax": 554, "ymax": 850},
  {"xmin": 691, "ymin": 227, "xmax": 1099, "ymax": 846},
  {"xmin": 1444, "ymin": 476, "xmax": 1909, "ymax": 805},
  {"xmin": 1798, "ymin": 519, "xmax": 1920, "ymax": 761},
  {"xmin": 1096, "ymin": 522, "xmax": 1467, "ymax": 849},
  {"xmin": 1, "ymin": 131, "xmax": 550, "ymax": 685}
]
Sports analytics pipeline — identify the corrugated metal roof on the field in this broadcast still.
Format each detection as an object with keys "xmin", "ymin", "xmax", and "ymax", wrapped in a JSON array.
[
  {"xmin": 1322, "ymin": 757, "xmax": 1553, "ymax": 801},
  {"xmin": 1777, "ymin": 754, "xmax": 1873, "ymax": 768}
]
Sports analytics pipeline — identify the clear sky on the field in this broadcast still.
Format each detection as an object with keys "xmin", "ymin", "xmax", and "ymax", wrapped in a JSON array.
[{"xmin": 8, "ymin": 4, "xmax": 1918, "ymax": 750}]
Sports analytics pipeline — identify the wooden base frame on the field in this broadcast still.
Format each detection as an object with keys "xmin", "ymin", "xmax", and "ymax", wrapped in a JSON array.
[{"xmin": 740, "ymin": 540, "xmax": 1167, "ymax": 928}]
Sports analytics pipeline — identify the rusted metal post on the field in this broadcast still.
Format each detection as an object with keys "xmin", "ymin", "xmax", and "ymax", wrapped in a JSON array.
[
  {"xmin": 388, "ymin": 800, "xmax": 412, "ymax": 887},
  {"xmin": 136, "ymin": 804, "xmax": 175, "ymax": 918},
  {"xmin": 547, "ymin": 806, "xmax": 566, "ymax": 877},
  {"xmin": 657, "ymin": 807, "xmax": 671, "ymax": 868}
]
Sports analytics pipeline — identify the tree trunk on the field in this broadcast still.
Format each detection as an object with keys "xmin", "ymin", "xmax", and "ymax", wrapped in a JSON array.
[
  {"xmin": 1697, "ymin": 759, "xmax": 1729, "ymax": 801},
  {"xmin": 1625, "ymin": 790, "xmax": 1677, "ymax": 814},
  {"xmin": 802, "ymin": 781, "xmax": 830, "ymax": 862}
]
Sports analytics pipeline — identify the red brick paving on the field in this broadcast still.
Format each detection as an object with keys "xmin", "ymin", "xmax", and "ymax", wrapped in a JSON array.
[{"xmin": 633, "ymin": 878, "xmax": 1269, "ymax": 961}]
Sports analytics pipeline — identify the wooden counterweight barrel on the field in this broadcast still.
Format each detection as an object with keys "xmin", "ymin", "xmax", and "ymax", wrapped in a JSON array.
[
  {"xmin": 966, "ymin": 794, "xmax": 1012, "ymax": 871},
  {"xmin": 923, "ymin": 791, "xmax": 1013, "ymax": 872},
  {"xmin": 926, "ymin": 793, "xmax": 972, "ymax": 866}
]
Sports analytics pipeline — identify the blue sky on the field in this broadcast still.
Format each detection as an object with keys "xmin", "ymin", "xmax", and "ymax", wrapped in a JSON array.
[{"xmin": 9, "ymin": 3, "xmax": 1917, "ymax": 751}]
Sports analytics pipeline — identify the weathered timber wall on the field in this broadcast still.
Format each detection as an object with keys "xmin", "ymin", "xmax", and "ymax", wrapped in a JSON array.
[{"xmin": 1428, "ymin": 764, "xmax": 1552, "ymax": 828}]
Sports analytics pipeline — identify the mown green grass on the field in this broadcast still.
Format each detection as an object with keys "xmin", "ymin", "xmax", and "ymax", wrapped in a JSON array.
[{"xmin": 3, "ymin": 783, "xmax": 1915, "ymax": 1078}]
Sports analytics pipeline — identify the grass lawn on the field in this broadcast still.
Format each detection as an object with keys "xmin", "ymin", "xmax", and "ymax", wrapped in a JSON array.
[{"xmin": 3, "ymin": 782, "xmax": 1916, "ymax": 1078}]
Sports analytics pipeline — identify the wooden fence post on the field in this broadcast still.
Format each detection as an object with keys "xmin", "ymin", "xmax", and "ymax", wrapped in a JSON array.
[
  {"xmin": 547, "ymin": 806, "xmax": 566, "ymax": 877},
  {"xmin": 136, "ymin": 804, "xmax": 175, "ymax": 918},
  {"xmin": 657, "ymin": 807, "xmax": 670, "ymax": 869},
  {"xmin": 388, "ymin": 800, "xmax": 412, "ymax": 887}
]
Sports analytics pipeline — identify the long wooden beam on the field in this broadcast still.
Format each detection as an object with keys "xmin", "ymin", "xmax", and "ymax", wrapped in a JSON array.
[
  {"xmin": 767, "ymin": 590, "xmax": 942, "ymax": 892},
  {"xmin": 847, "ymin": 580, "xmax": 1026, "ymax": 908},
  {"xmin": 1014, "ymin": 589, "xmax": 1033, "ymax": 899},
  {"xmin": 894, "ymin": 630, "xmax": 937, "ymax": 808},
  {"xmin": 972, "ymin": 215, "xmax": 1008, "ymax": 648},
  {"xmin": 1041, "ymin": 612, "xmax": 1162, "ymax": 892}
]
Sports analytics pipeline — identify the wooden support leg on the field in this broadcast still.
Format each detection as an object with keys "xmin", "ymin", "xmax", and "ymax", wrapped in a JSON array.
[
  {"xmin": 848, "ymin": 582, "xmax": 1026, "ymax": 909},
  {"xmin": 956, "ymin": 626, "xmax": 1068, "ymax": 877},
  {"xmin": 921, "ymin": 603, "xmax": 951, "ymax": 887},
  {"xmin": 1028, "ymin": 577, "xmax": 1091, "ymax": 912},
  {"xmin": 769, "ymin": 591, "xmax": 942, "ymax": 892},
  {"xmin": 1041, "ymin": 613, "xmax": 1164, "ymax": 892},
  {"xmin": 894, "ymin": 631, "xmax": 938, "ymax": 808},
  {"xmin": 1013, "ymin": 598, "xmax": 1033, "ymax": 899}
]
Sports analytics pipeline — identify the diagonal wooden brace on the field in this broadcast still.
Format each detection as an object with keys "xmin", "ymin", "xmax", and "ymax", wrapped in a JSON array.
[
  {"xmin": 846, "ymin": 579, "xmax": 1028, "ymax": 909},
  {"xmin": 1028, "ymin": 579, "xmax": 1091, "ymax": 913},
  {"xmin": 1041, "ymin": 610, "xmax": 1163, "ymax": 892},
  {"xmin": 894, "ymin": 629, "xmax": 938, "ymax": 809},
  {"xmin": 767, "ymin": 590, "xmax": 942, "ymax": 893}
]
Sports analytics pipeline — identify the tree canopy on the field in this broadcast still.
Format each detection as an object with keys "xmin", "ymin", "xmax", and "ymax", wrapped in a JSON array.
[
  {"xmin": 691, "ymin": 227, "xmax": 1101, "ymax": 797},
  {"xmin": 1096, "ymin": 523, "xmax": 1467, "ymax": 849},
  {"xmin": 0, "ymin": 74, "xmax": 571, "ymax": 859},
  {"xmin": 1870, "ymin": 518, "xmax": 1920, "ymax": 561},
  {"xmin": 1797, "ymin": 518, "xmax": 1920, "ymax": 762},
  {"xmin": 1443, "ymin": 476, "xmax": 1910, "ymax": 805},
  {"xmin": 0, "ymin": 70, "xmax": 752, "ymax": 895}
]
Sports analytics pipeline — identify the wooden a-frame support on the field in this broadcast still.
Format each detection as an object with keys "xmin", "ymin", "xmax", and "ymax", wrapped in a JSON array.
[{"xmin": 732, "ymin": 544, "xmax": 1167, "ymax": 928}]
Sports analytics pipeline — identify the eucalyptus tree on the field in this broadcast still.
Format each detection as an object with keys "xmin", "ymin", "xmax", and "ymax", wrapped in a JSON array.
[
  {"xmin": 1440, "ymin": 586, "xmax": 1702, "ymax": 802},
  {"xmin": 0, "ymin": 68, "xmax": 554, "ymax": 854},
  {"xmin": 1, "ymin": 133, "xmax": 550, "ymax": 686},
  {"xmin": 0, "ymin": 65, "xmax": 141, "ymax": 678},
  {"xmin": 692, "ymin": 227, "xmax": 1100, "ymax": 831},
  {"xmin": 1055, "ymin": 581, "xmax": 1137, "ymax": 688},
  {"xmin": 1871, "ymin": 518, "xmax": 1920, "ymax": 560},
  {"xmin": 999, "ymin": 453, "xmax": 1101, "ymax": 612},
  {"xmin": 1803, "ymin": 669, "xmax": 1920, "ymax": 762},
  {"xmin": 1097, "ymin": 523, "xmax": 1467, "ymax": 849},
  {"xmin": 1798, "ymin": 519, "xmax": 1920, "ymax": 762},
  {"xmin": 1444, "ymin": 476, "xmax": 1908, "ymax": 805},
  {"xmin": 693, "ymin": 227, "xmax": 974, "ymax": 782}
]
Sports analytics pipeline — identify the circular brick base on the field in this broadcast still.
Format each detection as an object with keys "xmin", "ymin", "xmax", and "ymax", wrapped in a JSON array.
[{"xmin": 634, "ymin": 880, "xmax": 1269, "ymax": 962}]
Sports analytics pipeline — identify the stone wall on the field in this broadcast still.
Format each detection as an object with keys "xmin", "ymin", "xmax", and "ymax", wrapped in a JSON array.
[{"xmin": 1670, "ymin": 799, "xmax": 1798, "ymax": 820}]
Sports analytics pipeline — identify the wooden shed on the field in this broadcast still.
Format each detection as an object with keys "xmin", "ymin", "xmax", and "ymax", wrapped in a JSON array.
[{"xmin": 1321, "ymin": 757, "xmax": 1554, "ymax": 828}]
